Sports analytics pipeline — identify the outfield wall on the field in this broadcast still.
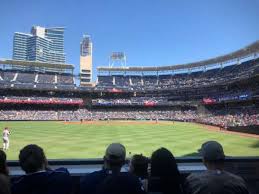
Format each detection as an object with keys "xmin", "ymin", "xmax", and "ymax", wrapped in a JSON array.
[{"xmin": 227, "ymin": 125, "xmax": 259, "ymax": 135}]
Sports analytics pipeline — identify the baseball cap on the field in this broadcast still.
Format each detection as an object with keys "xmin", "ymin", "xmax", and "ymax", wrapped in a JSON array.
[
  {"xmin": 105, "ymin": 143, "xmax": 126, "ymax": 162},
  {"xmin": 199, "ymin": 141, "xmax": 225, "ymax": 161}
]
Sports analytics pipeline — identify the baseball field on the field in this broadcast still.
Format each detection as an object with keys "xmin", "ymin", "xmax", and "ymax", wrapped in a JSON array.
[{"xmin": 1, "ymin": 120, "xmax": 258, "ymax": 160}]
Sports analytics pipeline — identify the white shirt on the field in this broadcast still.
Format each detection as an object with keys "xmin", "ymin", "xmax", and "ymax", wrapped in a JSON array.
[{"xmin": 3, "ymin": 129, "xmax": 10, "ymax": 138}]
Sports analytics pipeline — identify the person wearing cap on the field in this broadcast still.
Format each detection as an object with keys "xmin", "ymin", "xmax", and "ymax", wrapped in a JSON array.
[
  {"xmin": 79, "ymin": 143, "xmax": 146, "ymax": 194},
  {"xmin": 184, "ymin": 141, "xmax": 249, "ymax": 194}
]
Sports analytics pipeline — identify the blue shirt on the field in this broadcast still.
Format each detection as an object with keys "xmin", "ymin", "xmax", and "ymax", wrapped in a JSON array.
[
  {"xmin": 12, "ymin": 168, "xmax": 73, "ymax": 194},
  {"xmin": 80, "ymin": 169, "xmax": 146, "ymax": 194}
]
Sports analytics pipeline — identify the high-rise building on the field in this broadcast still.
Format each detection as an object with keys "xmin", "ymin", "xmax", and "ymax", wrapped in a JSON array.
[
  {"xmin": 44, "ymin": 27, "xmax": 66, "ymax": 63},
  {"xmin": 13, "ymin": 32, "xmax": 32, "ymax": 61},
  {"xmin": 13, "ymin": 26, "xmax": 65, "ymax": 63},
  {"xmin": 80, "ymin": 35, "xmax": 93, "ymax": 86}
]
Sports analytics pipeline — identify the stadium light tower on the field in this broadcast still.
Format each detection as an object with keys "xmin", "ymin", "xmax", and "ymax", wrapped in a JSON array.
[
  {"xmin": 109, "ymin": 52, "xmax": 127, "ymax": 67},
  {"xmin": 80, "ymin": 34, "xmax": 93, "ymax": 86}
]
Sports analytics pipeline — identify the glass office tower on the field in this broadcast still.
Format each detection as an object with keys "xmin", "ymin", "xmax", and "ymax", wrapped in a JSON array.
[{"xmin": 13, "ymin": 26, "xmax": 65, "ymax": 63}]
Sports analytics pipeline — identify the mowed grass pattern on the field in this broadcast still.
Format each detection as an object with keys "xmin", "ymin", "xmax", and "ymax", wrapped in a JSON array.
[{"xmin": 0, "ymin": 121, "xmax": 258, "ymax": 160}]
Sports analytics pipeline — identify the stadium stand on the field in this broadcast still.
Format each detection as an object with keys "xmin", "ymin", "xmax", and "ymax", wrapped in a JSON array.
[
  {"xmin": 97, "ymin": 75, "xmax": 113, "ymax": 86},
  {"xmin": 16, "ymin": 72, "xmax": 36, "ymax": 83},
  {"xmin": 2, "ymin": 70, "xmax": 16, "ymax": 82},
  {"xmin": 57, "ymin": 73, "xmax": 74, "ymax": 85},
  {"xmin": 37, "ymin": 73, "xmax": 56, "ymax": 84},
  {"xmin": 131, "ymin": 75, "xmax": 142, "ymax": 86},
  {"xmin": 96, "ymin": 59, "xmax": 259, "ymax": 90},
  {"xmin": 0, "ymin": 108, "xmax": 257, "ymax": 128},
  {"xmin": 0, "ymin": 41, "xmax": 259, "ymax": 194}
]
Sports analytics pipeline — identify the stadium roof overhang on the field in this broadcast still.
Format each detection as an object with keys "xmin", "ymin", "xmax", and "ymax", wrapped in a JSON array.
[
  {"xmin": 98, "ymin": 40, "xmax": 259, "ymax": 72},
  {"xmin": 0, "ymin": 59, "xmax": 74, "ymax": 70}
]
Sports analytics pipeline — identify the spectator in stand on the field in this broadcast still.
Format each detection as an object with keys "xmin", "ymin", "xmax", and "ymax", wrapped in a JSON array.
[
  {"xmin": 12, "ymin": 144, "xmax": 73, "ymax": 194},
  {"xmin": 0, "ymin": 108, "xmax": 258, "ymax": 127},
  {"xmin": 149, "ymin": 147, "xmax": 184, "ymax": 194},
  {"xmin": 80, "ymin": 143, "xmax": 145, "ymax": 194},
  {"xmin": 0, "ymin": 150, "xmax": 9, "ymax": 176},
  {"xmin": 184, "ymin": 141, "xmax": 249, "ymax": 194}
]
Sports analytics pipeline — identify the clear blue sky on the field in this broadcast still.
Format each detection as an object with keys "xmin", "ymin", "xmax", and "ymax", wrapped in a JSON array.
[{"xmin": 0, "ymin": 0, "xmax": 259, "ymax": 80}]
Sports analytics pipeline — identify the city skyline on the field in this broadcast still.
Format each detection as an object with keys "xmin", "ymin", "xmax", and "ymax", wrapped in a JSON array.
[{"xmin": 1, "ymin": 0, "xmax": 259, "ymax": 80}]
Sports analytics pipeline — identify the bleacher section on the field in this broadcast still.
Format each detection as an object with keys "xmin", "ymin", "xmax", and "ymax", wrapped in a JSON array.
[
  {"xmin": 1, "ymin": 70, "xmax": 16, "ymax": 82},
  {"xmin": 97, "ymin": 59, "xmax": 259, "ymax": 90},
  {"xmin": 98, "ymin": 75, "xmax": 113, "ymax": 86},
  {"xmin": 57, "ymin": 73, "xmax": 74, "ymax": 85},
  {"xmin": 0, "ymin": 58, "xmax": 257, "ymax": 92},
  {"xmin": 37, "ymin": 73, "xmax": 55, "ymax": 84},
  {"xmin": 0, "ymin": 69, "xmax": 75, "ymax": 90},
  {"xmin": 16, "ymin": 72, "xmax": 36, "ymax": 83}
]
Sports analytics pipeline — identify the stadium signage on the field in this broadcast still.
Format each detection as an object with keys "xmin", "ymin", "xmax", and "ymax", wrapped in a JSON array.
[{"xmin": 0, "ymin": 99, "xmax": 84, "ymax": 105}]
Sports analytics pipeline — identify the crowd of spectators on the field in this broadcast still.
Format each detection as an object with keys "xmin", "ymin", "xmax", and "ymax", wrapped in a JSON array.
[
  {"xmin": 198, "ymin": 110, "xmax": 259, "ymax": 127},
  {"xmin": 57, "ymin": 74, "xmax": 74, "ymax": 85},
  {"xmin": 0, "ymin": 141, "xmax": 250, "ymax": 194},
  {"xmin": 0, "ymin": 96, "xmax": 83, "ymax": 106},
  {"xmin": 0, "ymin": 59, "xmax": 257, "ymax": 92},
  {"xmin": 92, "ymin": 97, "xmax": 169, "ymax": 106},
  {"xmin": 97, "ymin": 59, "xmax": 258, "ymax": 90},
  {"xmin": 0, "ymin": 108, "xmax": 258, "ymax": 127},
  {"xmin": 0, "ymin": 70, "xmax": 75, "ymax": 90}
]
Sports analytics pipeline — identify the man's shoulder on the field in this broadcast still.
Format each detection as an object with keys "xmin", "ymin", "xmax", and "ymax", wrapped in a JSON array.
[
  {"xmin": 13, "ymin": 168, "xmax": 71, "ymax": 183},
  {"xmin": 222, "ymin": 171, "xmax": 245, "ymax": 181},
  {"xmin": 12, "ymin": 169, "xmax": 72, "ymax": 194},
  {"xmin": 47, "ymin": 168, "xmax": 72, "ymax": 182},
  {"xmin": 185, "ymin": 170, "xmax": 249, "ymax": 194},
  {"xmin": 82, "ymin": 169, "xmax": 106, "ymax": 178},
  {"xmin": 80, "ymin": 169, "xmax": 107, "ymax": 184},
  {"xmin": 187, "ymin": 170, "xmax": 245, "ymax": 182},
  {"xmin": 221, "ymin": 171, "xmax": 248, "ymax": 188},
  {"xmin": 97, "ymin": 172, "xmax": 146, "ymax": 194}
]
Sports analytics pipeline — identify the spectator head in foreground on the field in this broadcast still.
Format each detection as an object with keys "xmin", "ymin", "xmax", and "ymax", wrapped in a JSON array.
[
  {"xmin": 0, "ymin": 150, "xmax": 9, "ymax": 176},
  {"xmin": 13, "ymin": 144, "xmax": 72, "ymax": 194},
  {"xmin": 184, "ymin": 141, "xmax": 249, "ymax": 194},
  {"xmin": 150, "ymin": 147, "xmax": 183, "ymax": 194},
  {"xmin": 0, "ymin": 149, "xmax": 9, "ymax": 176},
  {"xmin": 103, "ymin": 143, "xmax": 126, "ymax": 173},
  {"xmin": 0, "ymin": 174, "xmax": 11, "ymax": 194},
  {"xmin": 19, "ymin": 144, "xmax": 48, "ymax": 174},
  {"xmin": 80, "ymin": 143, "xmax": 145, "ymax": 194},
  {"xmin": 129, "ymin": 154, "xmax": 148, "ymax": 179},
  {"xmin": 199, "ymin": 141, "xmax": 225, "ymax": 170}
]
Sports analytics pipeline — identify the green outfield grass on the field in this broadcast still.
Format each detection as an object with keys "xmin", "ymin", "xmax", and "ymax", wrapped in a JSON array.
[{"xmin": 1, "ymin": 121, "xmax": 258, "ymax": 160}]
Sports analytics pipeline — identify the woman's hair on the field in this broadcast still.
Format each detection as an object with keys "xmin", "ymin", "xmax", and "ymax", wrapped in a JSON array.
[
  {"xmin": 150, "ymin": 147, "xmax": 183, "ymax": 194},
  {"xmin": 130, "ymin": 154, "xmax": 149, "ymax": 179},
  {"xmin": 0, "ymin": 150, "xmax": 9, "ymax": 176}
]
